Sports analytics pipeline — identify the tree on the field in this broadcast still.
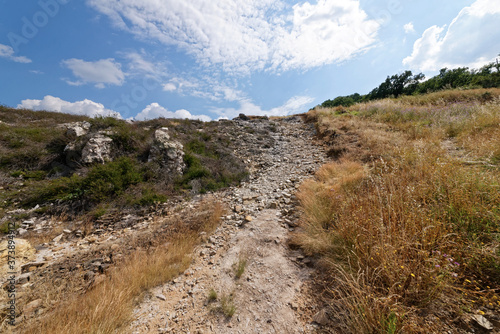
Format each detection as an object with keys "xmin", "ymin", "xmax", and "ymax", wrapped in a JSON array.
[{"xmin": 369, "ymin": 71, "xmax": 425, "ymax": 99}]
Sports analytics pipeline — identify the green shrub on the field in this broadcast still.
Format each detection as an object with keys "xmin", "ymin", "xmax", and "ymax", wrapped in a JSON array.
[
  {"xmin": 82, "ymin": 157, "xmax": 143, "ymax": 202},
  {"xmin": 23, "ymin": 157, "xmax": 143, "ymax": 207}
]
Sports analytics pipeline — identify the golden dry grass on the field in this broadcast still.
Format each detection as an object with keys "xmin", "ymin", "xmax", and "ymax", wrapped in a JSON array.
[
  {"xmin": 17, "ymin": 201, "xmax": 223, "ymax": 334},
  {"xmin": 296, "ymin": 89, "xmax": 500, "ymax": 333}
]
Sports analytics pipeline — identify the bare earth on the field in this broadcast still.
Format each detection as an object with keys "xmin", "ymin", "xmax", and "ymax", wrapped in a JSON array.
[{"xmin": 129, "ymin": 117, "xmax": 328, "ymax": 334}]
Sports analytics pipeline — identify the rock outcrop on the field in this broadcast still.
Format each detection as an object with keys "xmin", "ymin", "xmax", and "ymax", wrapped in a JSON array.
[
  {"xmin": 148, "ymin": 127, "xmax": 186, "ymax": 174},
  {"xmin": 65, "ymin": 121, "xmax": 91, "ymax": 139},
  {"xmin": 81, "ymin": 133, "xmax": 113, "ymax": 164}
]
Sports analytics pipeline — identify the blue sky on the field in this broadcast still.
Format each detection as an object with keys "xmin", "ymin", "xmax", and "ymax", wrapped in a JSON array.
[{"xmin": 1, "ymin": 0, "xmax": 499, "ymax": 120}]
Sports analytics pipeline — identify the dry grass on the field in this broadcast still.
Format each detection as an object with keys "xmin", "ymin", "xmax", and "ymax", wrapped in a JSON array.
[
  {"xmin": 18, "ymin": 201, "xmax": 223, "ymax": 334},
  {"xmin": 296, "ymin": 90, "xmax": 500, "ymax": 333}
]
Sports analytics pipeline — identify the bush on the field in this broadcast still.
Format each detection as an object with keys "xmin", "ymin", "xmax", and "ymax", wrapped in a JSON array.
[{"xmin": 24, "ymin": 157, "xmax": 143, "ymax": 207}]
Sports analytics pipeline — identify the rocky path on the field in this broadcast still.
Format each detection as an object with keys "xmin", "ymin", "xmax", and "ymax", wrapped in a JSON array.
[{"xmin": 129, "ymin": 117, "xmax": 328, "ymax": 334}]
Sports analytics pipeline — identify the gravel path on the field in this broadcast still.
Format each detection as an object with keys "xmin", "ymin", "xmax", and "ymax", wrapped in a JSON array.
[{"xmin": 129, "ymin": 117, "xmax": 328, "ymax": 334}]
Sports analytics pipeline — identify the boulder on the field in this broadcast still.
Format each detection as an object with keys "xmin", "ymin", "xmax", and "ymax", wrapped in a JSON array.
[
  {"xmin": 148, "ymin": 128, "xmax": 186, "ymax": 174},
  {"xmin": 65, "ymin": 121, "xmax": 91, "ymax": 139},
  {"xmin": 234, "ymin": 113, "xmax": 250, "ymax": 121},
  {"xmin": 81, "ymin": 133, "xmax": 113, "ymax": 164}
]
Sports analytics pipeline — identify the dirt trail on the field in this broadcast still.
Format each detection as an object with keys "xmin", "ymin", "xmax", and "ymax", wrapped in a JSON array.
[{"xmin": 129, "ymin": 117, "xmax": 328, "ymax": 334}]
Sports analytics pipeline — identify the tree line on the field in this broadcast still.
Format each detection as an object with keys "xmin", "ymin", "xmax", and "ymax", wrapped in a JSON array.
[{"xmin": 320, "ymin": 56, "xmax": 500, "ymax": 108}]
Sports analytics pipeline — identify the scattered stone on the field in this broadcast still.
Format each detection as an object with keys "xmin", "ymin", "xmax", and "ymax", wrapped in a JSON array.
[
  {"xmin": 312, "ymin": 309, "xmax": 330, "ymax": 326},
  {"xmin": 156, "ymin": 294, "xmax": 167, "ymax": 301},
  {"xmin": 244, "ymin": 216, "xmax": 253, "ymax": 223},
  {"xmin": 17, "ymin": 228, "xmax": 28, "ymax": 236},
  {"xmin": 472, "ymin": 314, "xmax": 493, "ymax": 330},
  {"xmin": 21, "ymin": 261, "xmax": 46, "ymax": 273},
  {"xmin": 52, "ymin": 234, "xmax": 64, "ymax": 243}
]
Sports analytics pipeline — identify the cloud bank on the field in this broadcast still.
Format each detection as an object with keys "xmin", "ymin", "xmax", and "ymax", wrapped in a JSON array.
[
  {"xmin": 87, "ymin": 0, "xmax": 379, "ymax": 74},
  {"xmin": 135, "ymin": 103, "xmax": 211, "ymax": 121},
  {"xmin": 18, "ymin": 95, "xmax": 122, "ymax": 118},
  {"xmin": 403, "ymin": 0, "xmax": 500, "ymax": 72}
]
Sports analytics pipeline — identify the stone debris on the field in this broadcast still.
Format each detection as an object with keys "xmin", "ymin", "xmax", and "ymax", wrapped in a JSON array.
[
  {"xmin": 129, "ymin": 116, "xmax": 327, "ymax": 333},
  {"xmin": 0, "ymin": 116, "xmax": 327, "ymax": 331}
]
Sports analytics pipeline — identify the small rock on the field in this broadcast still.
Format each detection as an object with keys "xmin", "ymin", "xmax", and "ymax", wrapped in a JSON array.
[
  {"xmin": 17, "ymin": 228, "xmax": 28, "ymax": 236},
  {"xmin": 472, "ymin": 314, "xmax": 493, "ymax": 330},
  {"xmin": 52, "ymin": 234, "xmax": 63, "ymax": 243},
  {"xmin": 267, "ymin": 202, "xmax": 278, "ymax": 209},
  {"xmin": 244, "ymin": 216, "xmax": 253, "ymax": 222},
  {"xmin": 16, "ymin": 272, "xmax": 32, "ymax": 285},
  {"xmin": 156, "ymin": 294, "xmax": 167, "ymax": 301},
  {"xmin": 21, "ymin": 261, "xmax": 46, "ymax": 273},
  {"xmin": 312, "ymin": 309, "xmax": 330, "ymax": 326}
]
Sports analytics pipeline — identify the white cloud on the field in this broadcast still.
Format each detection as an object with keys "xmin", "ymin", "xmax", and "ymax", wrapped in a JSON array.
[
  {"xmin": 87, "ymin": 0, "xmax": 379, "ymax": 74},
  {"xmin": 0, "ymin": 43, "xmax": 32, "ymax": 63},
  {"xmin": 162, "ymin": 83, "xmax": 177, "ymax": 92},
  {"xmin": 404, "ymin": 22, "xmax": 415, "ymax": 34},
  {"xmin": 122, "ymin": 51, "xmax": 156, "ymax": 74},
  {"xmin": 135, "ymin": 103, "xmax": 211, "ymax": 121},
  {"xmin": 403, "ymin": 0, "xmax": 500, "ymax": 72},
  {"xmin": 18, "ymin": 95, "xmax": 121, "ymax": 118},
  {"xmin": 211, "ymin": 95, "xmax": 314, "ymax": 119},
  {"xmin": 61, "ymin": 58, "xmax": 125, "ymax": 87}
]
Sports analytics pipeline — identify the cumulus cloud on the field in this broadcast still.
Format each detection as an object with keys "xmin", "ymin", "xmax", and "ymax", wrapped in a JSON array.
[
  {"xmin": 87, "ymin": 0, "xmax": 379, "ymax": 74},
  {"xmin": 211, "ymin": 95, "xmax": 314, "ymax": 119},
  {"xmin": 61, "ymin": 58, "xmax": 126, "ymax": 87},
  {"xmin": 403, "ymin": 0, "xmax": 500, "ymax": 72},
  {"xmin": 135, "ymin": 103, "xmax": 211, "ymax": 121},
  {"xmin": 18, "ymin": 95, "xmax": 121, "ymax": 118},
  {"xmin": 0, "ymin": 43, "xmax": 32, "ymax": 63}
]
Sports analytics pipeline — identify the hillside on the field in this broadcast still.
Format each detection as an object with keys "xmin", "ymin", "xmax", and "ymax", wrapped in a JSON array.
[
  {"xmin": 297, "ymin": 88, "xmax": 500, "ymax": 333},
  {"xmin": 0, "ymin": 88, "xmax": 499, "ymax": 333}
]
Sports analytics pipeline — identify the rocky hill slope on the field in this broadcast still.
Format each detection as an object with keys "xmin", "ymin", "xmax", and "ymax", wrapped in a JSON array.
[{"xmin": 0, "ymin": 110, "xmax": 330, "ymax": 333}]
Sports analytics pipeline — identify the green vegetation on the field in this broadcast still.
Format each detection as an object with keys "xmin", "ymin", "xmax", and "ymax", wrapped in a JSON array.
[
  {"xmin": 233, "ymin": 256, "xmax": 247, "ymax": 279},
  {"xmin": 220, "ymin": 292, "xmax": 236, "ymax": 317},
  {"xmin": 298, "ymin": 88, "xmax": 500, "ymax": 332},
  {"xmin": 177, "ymin": 132, "xmax": 248, "ymax": 194},
  {"xmin": 208, "ymin": 288, "xmax": 218, "ymax": 301},
  {"xmin": 22, "ymin": 157, "xmax": 143, "ymax": 207},
  {"xmin": 319, "ymin": 58, "xmax": 500, "ymax": 108},
  {"xmin": 0, "ymin": 107, "xmax": 249, "ymax": 222}
]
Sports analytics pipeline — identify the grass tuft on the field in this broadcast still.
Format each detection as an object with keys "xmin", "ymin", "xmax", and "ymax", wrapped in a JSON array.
[
  {"xmin": 297, "ymin": 89, "xmax": 500, "ymax": 333},
  {"xmin": 18, "ymin": 201, "xmax": 224, "ymax": 334}
]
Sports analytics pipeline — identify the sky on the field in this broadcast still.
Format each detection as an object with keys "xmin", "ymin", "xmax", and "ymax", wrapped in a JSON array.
[{"xmin": 0, "ymin": 0, "xmax": 499, "ymax": 121}]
